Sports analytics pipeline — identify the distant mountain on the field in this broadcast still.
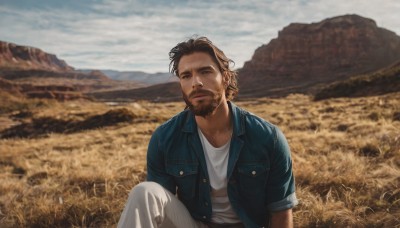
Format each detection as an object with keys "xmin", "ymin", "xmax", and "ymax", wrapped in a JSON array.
[
  {"xmin": 0, "ymin": 41, "xmax": 74, "ymax": 71},
  {"xmin": 238, "ymin": 14, "xmax": 400, "ymax": 97},
  {"xmin": 314, "ymin": 60, "xmax": 400, "ymax": 100},
  {"xmin": 0, "ymin": 41, "xmax": 143, "ymax": 100},
  {"xmin": 79, "ymin": 69, "xmax": 177, "ymax": 85}
]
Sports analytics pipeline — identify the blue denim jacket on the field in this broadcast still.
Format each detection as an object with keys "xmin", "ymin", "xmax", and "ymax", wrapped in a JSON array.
[{"xmin": 147, "ymin": 102, "xmax": 298, "ymax": 227}]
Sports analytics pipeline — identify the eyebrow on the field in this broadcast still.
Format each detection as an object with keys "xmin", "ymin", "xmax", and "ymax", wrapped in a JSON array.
[
  {"xmin": 198, "ymin": 66, "xmax": 215, "ymax": 72},
  {"xmin": 179, "ymin": 65, "xmax": 216, "ymax": 77}
]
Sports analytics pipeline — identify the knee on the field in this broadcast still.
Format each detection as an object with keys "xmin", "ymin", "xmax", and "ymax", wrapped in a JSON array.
[{"xmin": 129, "ymin": 181, "xmax": 165, "ymax": 199}]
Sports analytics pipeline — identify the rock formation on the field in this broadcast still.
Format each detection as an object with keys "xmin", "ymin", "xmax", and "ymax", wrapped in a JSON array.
[
  {"xmin": 239, "ymin": 14, "xmax": 400, "ymax": 97},
  {"xmin": 0, "ymin": 41, "xmax": 144, "ymax": 100},
  {"xmin": 0, "ymin": 41, "xmax": 74, "ymax": 71}
]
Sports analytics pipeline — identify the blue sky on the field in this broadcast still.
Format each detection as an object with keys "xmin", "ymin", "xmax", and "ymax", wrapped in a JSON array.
[{"xmin": 1, "ymin": 0, "xmax": 399, "ymax": 73}]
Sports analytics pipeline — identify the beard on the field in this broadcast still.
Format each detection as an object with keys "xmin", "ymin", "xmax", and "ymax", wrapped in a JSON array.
[{"xmin": 182, "ymin": 88, "xmax": 224, "ymax": 117}]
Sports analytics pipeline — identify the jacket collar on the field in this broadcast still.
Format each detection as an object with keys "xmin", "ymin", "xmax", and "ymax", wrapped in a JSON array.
[{"xmin": 181, "ymin": 101, "xmax": 245, "ymax": 137}]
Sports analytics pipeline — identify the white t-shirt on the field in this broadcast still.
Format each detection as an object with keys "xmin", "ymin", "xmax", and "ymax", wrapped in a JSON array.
[{"xmin": 198, "ymin": 128, "xmax": 241, "ymax": 224}]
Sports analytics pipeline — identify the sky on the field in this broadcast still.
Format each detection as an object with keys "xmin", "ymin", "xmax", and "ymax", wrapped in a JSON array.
[{"xmin": 1, "ymin": 0, "xmax": 399, "ymax": 73}]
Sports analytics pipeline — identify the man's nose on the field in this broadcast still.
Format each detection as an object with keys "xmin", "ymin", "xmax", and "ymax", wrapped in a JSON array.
[{"xmin": 192, "ymin": 74, "xmax": 203, "ymax": 88}]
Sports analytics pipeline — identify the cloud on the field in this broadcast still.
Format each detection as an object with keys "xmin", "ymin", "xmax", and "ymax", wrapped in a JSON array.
[{"xmin": 1, "ymin": 0, "xmax": 400, "ymax": 72}]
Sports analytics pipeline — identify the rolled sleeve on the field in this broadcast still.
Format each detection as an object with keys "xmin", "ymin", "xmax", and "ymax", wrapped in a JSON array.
[
  {"xmin": 266, "ymin": 192, "xmax": 299, "ymax": 212},
  {"xmin": 265, "ymin": 126, "xmax": 297, "ymax": 209}
]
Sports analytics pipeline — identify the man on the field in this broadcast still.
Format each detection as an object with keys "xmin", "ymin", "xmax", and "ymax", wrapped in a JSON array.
[{"xmin": 118, "ymin": 36, "xmax": 298, "ymax": 228}]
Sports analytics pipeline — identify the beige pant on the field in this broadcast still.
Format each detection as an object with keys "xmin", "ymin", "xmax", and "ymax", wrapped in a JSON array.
[{"xmin": 117, "ymin": 181, "xmax": 209, "ymax": 228}]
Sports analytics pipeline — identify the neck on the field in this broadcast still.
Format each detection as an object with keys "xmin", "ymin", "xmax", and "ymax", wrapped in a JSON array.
[{"xmin": 195, "ymin": 100, "xmax": 231, "ymax": 134}]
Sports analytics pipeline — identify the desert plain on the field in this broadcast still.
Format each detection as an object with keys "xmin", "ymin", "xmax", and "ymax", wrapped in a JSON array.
[{"xmin": 0, "ymin": 92, "xmax": 399, "ymax": 227}]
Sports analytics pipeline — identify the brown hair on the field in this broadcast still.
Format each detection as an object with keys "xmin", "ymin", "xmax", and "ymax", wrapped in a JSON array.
[{"xmin": 169, "ymin": 36, "xmax": 239, "ymax": 100}]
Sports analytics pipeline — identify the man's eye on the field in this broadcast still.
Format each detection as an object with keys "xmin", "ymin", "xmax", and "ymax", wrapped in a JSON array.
[{"xmin": 180, "ymin": 74, "xmax": 190, "ymax": 79}]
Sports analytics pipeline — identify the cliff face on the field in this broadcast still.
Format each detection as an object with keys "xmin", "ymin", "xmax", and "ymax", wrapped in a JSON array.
[
  {"xmin": 0, "ymin": 41, "xmax": 140, "ymax": 99},
  {"xmin": 0, "ymin": 41, "xmax": 74, "ymax": 71},
  {"xmin": 239, "ymin": 14, "xmax": 400, "ymax": 97}
]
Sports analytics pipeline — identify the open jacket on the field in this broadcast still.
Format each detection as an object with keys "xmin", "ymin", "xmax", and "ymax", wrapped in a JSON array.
[{"xmin": 146, "ymin": 101, "xmax": 298, "ymax": 228}]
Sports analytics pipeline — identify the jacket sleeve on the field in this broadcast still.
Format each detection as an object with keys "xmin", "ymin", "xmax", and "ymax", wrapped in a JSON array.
[
  {"xmin": 265, "ymin": 126, "xmax": 298, "ymax": 211},
  {"xmin": 146, "ymin": 129, "xmax": 177, "ymax": 194}
]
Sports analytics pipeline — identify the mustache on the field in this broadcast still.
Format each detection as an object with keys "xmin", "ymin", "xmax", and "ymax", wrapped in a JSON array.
[{"xmin": 188, "ymin": 89, "xmax": 214, "ymax": 99}]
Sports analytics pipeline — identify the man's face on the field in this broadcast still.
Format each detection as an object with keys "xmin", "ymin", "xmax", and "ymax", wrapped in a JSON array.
[{"xmin": 177, "ymin": 52, "xmax": 226, "ymax": 117}]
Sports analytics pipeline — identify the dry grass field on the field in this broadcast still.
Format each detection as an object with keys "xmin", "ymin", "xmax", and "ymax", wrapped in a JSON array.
[{"xmin": 0, "ymin": 92, "xmax": 399, "ymax": 227}]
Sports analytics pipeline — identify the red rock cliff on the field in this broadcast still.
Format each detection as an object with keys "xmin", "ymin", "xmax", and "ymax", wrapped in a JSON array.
[
  {"xmin": 239, "ymin": 14, "xmax": 400, "ymax": 97},
  {"xmin": 0, "ymin": 41, "xmax": 74, "ymax": 71},
  {"xmin": 0, "ymin": 41, "xmax": 115, "ymax": 99}
]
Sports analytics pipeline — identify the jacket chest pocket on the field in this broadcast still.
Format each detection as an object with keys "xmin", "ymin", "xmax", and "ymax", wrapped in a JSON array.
[
  {"xmin": 166, "ymin": 162, "xmax": 199, "ymax": 199},
  {"xmin": 237, "ymin": 163, "xmax": 269, "ymax": 195}
]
